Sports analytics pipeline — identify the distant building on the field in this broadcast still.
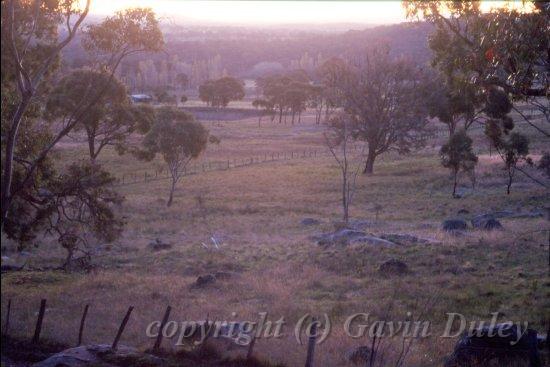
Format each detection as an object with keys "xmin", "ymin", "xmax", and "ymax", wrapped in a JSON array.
[{"xmin": 130, "ymin": 94, "xmax": 153, "ymax": 104}]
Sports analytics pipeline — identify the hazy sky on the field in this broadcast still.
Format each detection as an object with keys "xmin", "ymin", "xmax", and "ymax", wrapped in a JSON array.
[
  {"xmin": 88, "ymin": 1, "xmax": 529, "ymax": 26},
  {"xmin": 89, "ymin": 1, "xmax": 408, "ymax": 25}
]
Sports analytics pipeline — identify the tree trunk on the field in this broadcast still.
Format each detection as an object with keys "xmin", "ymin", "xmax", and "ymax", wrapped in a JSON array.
[
  {"xmin": 507, "ymin": 170, "xmax": 513, "ymax": 195},
  {"xmin": 88, "ymin": 136, "xmax": 97, "ymax": 163},
  {"xmin": 342, "ymin": 170, "xmax": 349, "ymax": 224},
  {"xmin": 363, "ymin": 147, "xmax": 377, "ymax": 174},
  {"xmin": 167, "ymin": 178, "xmax": 177, "ymax": 207},
  {"xmin": 1, "ymin": 95, "xmax": 32, "ymax": 229}
]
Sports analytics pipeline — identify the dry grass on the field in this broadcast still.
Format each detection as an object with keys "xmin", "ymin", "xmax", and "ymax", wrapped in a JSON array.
[{"xmin": 1, "ymin": 109, "xmax": 549, "ymax": 367}]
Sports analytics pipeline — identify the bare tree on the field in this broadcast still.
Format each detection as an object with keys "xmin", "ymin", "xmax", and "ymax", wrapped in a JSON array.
[
  {"xmin": 335, "ymin": 46, "xmax": 430, "ymax": 174},
  {"xmin": 324, "ymin": 114, "xmax": 364, "ymax": 224}
]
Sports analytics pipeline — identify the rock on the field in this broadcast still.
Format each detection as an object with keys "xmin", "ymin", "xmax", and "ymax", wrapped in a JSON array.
[
  {"xmin": 147, "ymin": 238, "xmax": 172, "ymax": 251},
  {"xmin": 471, "ymin": 214, "xmax": 503, "ymax": 230},
  {"xmin": 379, "ymin": 233, "xmax": 431, "ymax": 245},
  {"xmin": 346, "ymin": 346, "xmax": 372, "ymax": 365},
  {"xmin": 191, "ymin": 274, "xmax": 216, "ymax": 289},
  {"xmin": 378, "ymin": 259, "xmax": 409, "ymax": 276},
  {"xmin": 301, "ymin": 218, "xmax": 320, "ymax": 226},
  {"xmin": 444, "ymin": 323, "xmax": 541, "ymax": 367},
  {"xmin": 313, "ymin": 229, "xmax": 397, "ymax": 246},
  {"xmin": 457, "ymin": 209, "xmax": 470, "ymax": 215},
  {"xmin": 442, "ymin": 219, "xmax": 468, "ymax": 232},
  {"xmin": 351, "ymin": 235, "xmax": 397, "ymax": 246},
  {"xmin": 32, "ymin": 344, "xmax": 164, "ymax": 367},
  {"xmin": 511, "ymin": 210, "xmax": 544, "ymax": 219},
  {"xmin": 313, "ymin": 229, "xmax": 367, "ymax": 246}
]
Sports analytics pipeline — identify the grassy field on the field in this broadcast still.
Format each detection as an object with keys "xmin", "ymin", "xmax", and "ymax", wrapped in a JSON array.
[{"xmin": 1, "ymin": 105, "xmax": 549, "ymax": 366}]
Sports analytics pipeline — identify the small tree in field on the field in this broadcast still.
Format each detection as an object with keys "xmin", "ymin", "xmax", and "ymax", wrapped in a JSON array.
[
  {"xmin": 440, "ymin": 130, "xmax": 478, "ymax": 198},
  {"xmin": 501, "ymin": 133, "xmax": 532, "ymax": 195},
  {"xmin": 324, "ymin": 114, "xmax": 364, "ymax": 224},
  {"xmin": 138, "ymin": 108, "xmax": 208, "ymax": 207}
]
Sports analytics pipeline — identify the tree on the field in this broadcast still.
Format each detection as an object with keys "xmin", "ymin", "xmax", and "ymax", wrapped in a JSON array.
[
  {"xmin": 308, "ymin": 85, "xmax": 325, "ymax": 125},
  {"xmin": 426, "ymin": 73, "xmax": 483, "ymax": 135},
  {"xmin": 316, "ymin": 57, "xmax": 347, "ymax": 121},
  {"xmin": 285, "ymin": 81, "xmax": 310, "ymax": 125},
  {"xmin": 1, "ymin": 4, "xmax": 163, "ymax": 229},
  {"xmin": 38, "ymin": 163, "xmax": 125, "ymax": 268},
  {"xmin": 176, "ymin": 73, "xmax": 189, "ymax": 90},
  {"xmin": 404, "ymin": 1, "xmax": 549, "ymax": 136},
  {"xmin": 324, "ymin": 113, "xmax": 364, "ymax": 224},
  {"xmin": 252, "ymin": 98, "xmax": 275, "ymax": 127},
  {"xmin": 440, "ymin": 130, "xmax": 478, "ymax": 197},
  {"xmin": 46, "ymin": 69, "xmax": 154, "ymax": 162},
  {"xmin": 180, "ymin": 95, "xmax": 188, "ymax": 105},
  {"xmin": 138, "ymin": 108, "xmax": 209, "ymax": 207},
  {"xmin": 335, "ymin": 46, "xmax": 430, "ymax": 174},
  {"xmin": 2, "ymin": 5, "xmax": 162, "ymax": 263},
  {"xmin": 486, "ymin": 123, "xmax": 533, "ymax": 195},
  {"xmin": 198, "ymin": 76, "xmax": 245, "ymax": 108},
  {"xmin": 1, "ymin": 0, "xmax": 91, "ymax": 228}
]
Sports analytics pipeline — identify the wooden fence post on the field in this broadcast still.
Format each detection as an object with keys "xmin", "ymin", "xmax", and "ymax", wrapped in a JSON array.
[
  {"xmin": 32, "ymin": 299, "xmax": 46, "ymax": 344},
  {"xmin": 153, "ymin": 305, "xmax": 172, "ymax": 353},
  {"xmin": 112, "ymin": 306, "xmax": 134, "ymax": 350},
  {"xmin": 304, "ymin": 318, "xmax": 317, "ymax": 367},
  {"xmin": 77, "ymin": 304, "xmax": 89, "ymax": 346},
  {"xmin": 3, "ymin": 299, "xmax": 11, "ymax": 337}
]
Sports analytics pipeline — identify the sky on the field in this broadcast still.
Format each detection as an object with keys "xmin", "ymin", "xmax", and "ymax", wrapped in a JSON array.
[
  {"xmin": 88, "ymin": 1, "xmax": 408, "ymax": 25},
  {"xmin": 87, "ymin": 1, "xmax": 531, "ymax": 26}
]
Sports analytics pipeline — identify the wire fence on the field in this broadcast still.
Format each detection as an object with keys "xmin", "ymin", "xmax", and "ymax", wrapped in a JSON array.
[
  {"xmin": 110, "ymin": 128, "xmax": 461, "ymax": 188},
  {"xmin": 112, "ymin": 148, "xmax": 333, "ymax": 187}
]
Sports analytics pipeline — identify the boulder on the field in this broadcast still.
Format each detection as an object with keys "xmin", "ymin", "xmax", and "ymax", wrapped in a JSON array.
[
  {"xmin": 301, "ymin": 218, "xmax": 320, "ymax": 226},
  {"xmin": 350, "ymin": 235, "xmax": 397, "ymax": 246},
  {"xmin": 471, "ymin": 214, "xmax": 503, "ymax": 230},
  {"xmin": 442, "ymin": 219, "xmax": 468, "ymax": 232},
  {"xmin": 314, "ymin": 229, "xmax": 367, "ymax": 246},
  {"xmin": 313, "ymin": 229, "xmax": 397, "ymax": 246},
  {"xmin": 379, "ymin": 233, "xmax": 431, "ymax": 246},
  {"xmin": 378, "ymin": 259, "xmax": 409, "ymax": 276},
  {"xmin": 444, "ymin": 323, "xmax": 542, "ymax": 367},
  {"xmin": 32, "ymin": 344, "xmax": 164, "ymax": 367}
]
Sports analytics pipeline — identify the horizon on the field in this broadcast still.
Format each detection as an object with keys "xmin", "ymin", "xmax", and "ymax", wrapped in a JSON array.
[{"xmin": 86, "ymin": 0, "xmax": 532, "ymax": 26}]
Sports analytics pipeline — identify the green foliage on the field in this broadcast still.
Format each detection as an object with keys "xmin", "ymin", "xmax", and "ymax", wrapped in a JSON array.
[
  {"xmin": 199, "ymin": 77, "xmax": 245, "ymax": 108},
  {"xmin": 138, "ymin": 107, "xmax": 209, "ymax": 206},
  {"xmin": 46, "ymin": 69, "xmax": 154, "ymax": 160},
  {"xmin": 82, "ymin": 7, "xmax": 164, "ymax": 63},
  {"xmin": 440, "ymin": 130, "xmax": 478, "ymax": 196}
]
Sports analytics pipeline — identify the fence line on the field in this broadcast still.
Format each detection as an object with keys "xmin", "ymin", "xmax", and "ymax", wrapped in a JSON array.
[
  {"xmin": 1, "ymin": 298, "xmax": 319, "ymax": 365},
  {"xmin": 112, "ymin": 147, "xmax": 333, "ymax": 187},
  {"xmin": 111, "ymin": 129, "xmax": 455, "ymax": 188}
]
